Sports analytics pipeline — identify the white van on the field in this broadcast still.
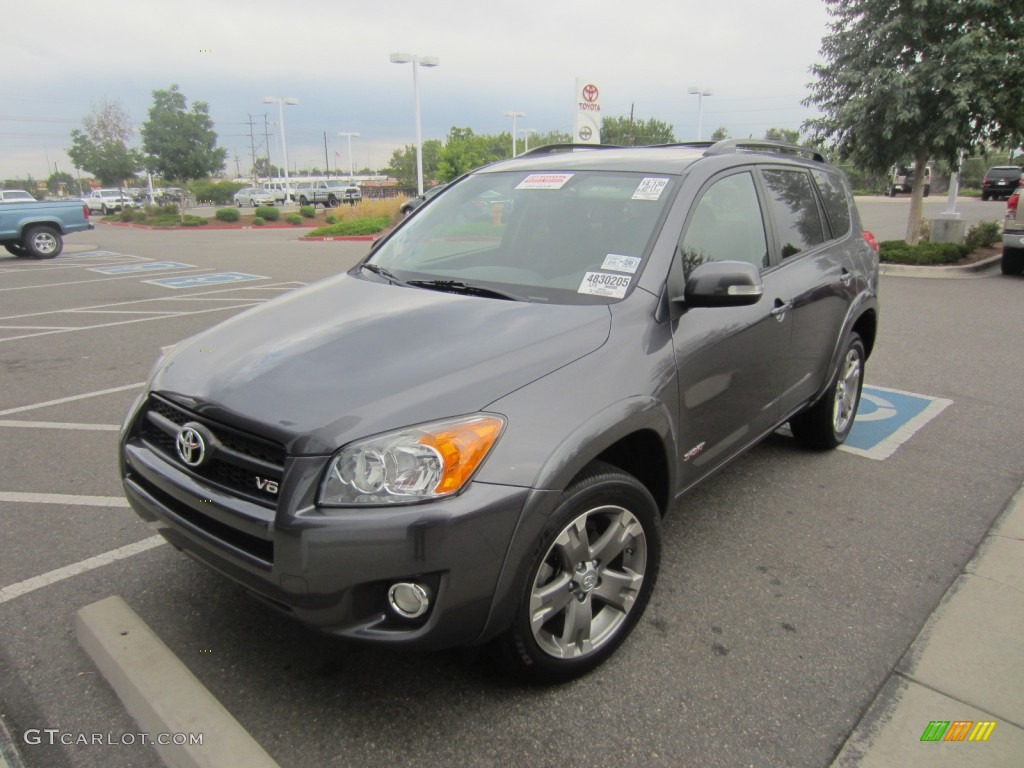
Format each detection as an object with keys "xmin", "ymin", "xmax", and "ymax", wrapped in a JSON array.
[
  {"xmin": 886, "ymin": 164, "xmax": 931, "ymax": 197},
  {"xmin": 260, "ymin": 181, "xmax": 294, "ymax": 203}
]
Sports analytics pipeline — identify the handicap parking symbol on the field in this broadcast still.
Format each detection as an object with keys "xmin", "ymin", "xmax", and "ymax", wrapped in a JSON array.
[
  {"xmin": 144, "ymin": 272, "xmax": 266, "ymax": 289},
  {"xmin": 840, "ymin": 385, "xmax": 953, "ymax": 460}
]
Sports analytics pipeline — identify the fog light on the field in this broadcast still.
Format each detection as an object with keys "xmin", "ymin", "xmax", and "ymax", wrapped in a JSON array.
[{"xmin": 387, "ymin": 582, "xmax": 431, "ymax": 619}]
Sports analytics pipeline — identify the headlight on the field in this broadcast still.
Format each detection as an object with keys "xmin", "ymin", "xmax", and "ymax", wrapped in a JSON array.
[{"xmin": 318, "ymin": 414, "xmax": 505, "ymax": 506}]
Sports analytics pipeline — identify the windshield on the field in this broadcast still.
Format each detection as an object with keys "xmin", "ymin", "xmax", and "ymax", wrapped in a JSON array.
[{"xmin": 366, "ymin": 170, "xmax": 676, "ymax": 304}]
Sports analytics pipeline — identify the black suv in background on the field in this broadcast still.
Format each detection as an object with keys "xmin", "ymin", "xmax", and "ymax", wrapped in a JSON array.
[
  {"xmin": 120, "ymin": 140, "xmax": 880, "ymax": 682},
  {"xmin": 981, "ymin": 166, "xmax": 1023, "ymax": 201}
]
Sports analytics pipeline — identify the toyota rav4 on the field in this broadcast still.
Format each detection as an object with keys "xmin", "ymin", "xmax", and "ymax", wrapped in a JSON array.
[{"xmin": 120, "ymin": 140, "xmax": 880, "ymax": 682}]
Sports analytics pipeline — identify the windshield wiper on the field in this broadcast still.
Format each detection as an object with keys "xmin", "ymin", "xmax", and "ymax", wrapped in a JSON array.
[
  {"xmin": 360, "ymin": 263, "xmax": 407, "ymax": 285},
  {"xmin": 406, "ymin": 279, "xmax": 524, "ymax": 302}
]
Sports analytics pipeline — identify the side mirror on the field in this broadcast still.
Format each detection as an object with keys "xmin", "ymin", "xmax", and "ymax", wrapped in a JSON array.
[{"xmin": 681, "ymin": 261, "xmax": 764, "ymax": 307}]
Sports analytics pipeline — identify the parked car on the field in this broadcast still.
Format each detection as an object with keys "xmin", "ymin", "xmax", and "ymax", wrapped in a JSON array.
[
  {"xmin": 1, "ymin": 197, "xmax": 93, "ymax": 258},
  {"xmin": 261, "ymin": 181, "xmax": 295, "ymax": 204},
  {"xmin": 0, "ymin": 189, "xmax": 37, "ymax": 202},
  {"xmin": 233, "ymin": 187, "xmax": 276, "ymax": 207},
  {"xmin": 120, "ymin": 140, "xmax": 879, "ymax": 683},
  {"xmin": 886, "ymin": 163, "xmax": 930, "ymax": 197},
  {"xmin": 85, "ymin": 189, "xmax": 135, "ymax": 214},
  {"xmin": 1000, "ymin": 187, "xmax": 1024, "ymax": 275},
  {"xmin": 981, "ymin": 166, "xmax": 1023, "ymax": 201},
  {"xmin": 400, "ymin": 183, "xmax": 448, "ymax": 216},
  {"xmin": 293, "ymin": 180, "xmax": 362, "ymax": 207}
]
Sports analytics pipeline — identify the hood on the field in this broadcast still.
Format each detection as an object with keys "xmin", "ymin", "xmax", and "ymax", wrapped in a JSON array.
[{"xmin": 152, "ymin": 272, "xmax": 610, "ymax": 455}]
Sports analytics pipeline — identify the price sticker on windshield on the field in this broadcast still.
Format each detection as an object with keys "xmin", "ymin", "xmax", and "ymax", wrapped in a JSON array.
[
  {"xmin": 632, "ymin": 177, "xmax": 669, "ymax": 200},
  {"xmin": 578, "ymin": 271, "xmax": 631, "ymax": 298},
  {"xmin": 516, "ymin": 173, "xmax": 574, "ymax": 190}
]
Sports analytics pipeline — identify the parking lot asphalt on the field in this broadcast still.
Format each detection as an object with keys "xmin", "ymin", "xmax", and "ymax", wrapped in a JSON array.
[{"xmin": 1, "ymin": 222, "xmax": 1022, "ymax": 768}]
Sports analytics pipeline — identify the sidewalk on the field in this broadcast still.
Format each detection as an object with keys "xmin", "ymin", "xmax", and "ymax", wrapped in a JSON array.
[{"xmin": 832, "ymin": 482, "xmax": 1024, "ymax": 766}]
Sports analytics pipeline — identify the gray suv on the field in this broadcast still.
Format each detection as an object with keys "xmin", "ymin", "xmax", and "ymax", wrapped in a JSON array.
[{"xmin": 120, "ymin": 140, "xmax": 879, "ymax": 682}]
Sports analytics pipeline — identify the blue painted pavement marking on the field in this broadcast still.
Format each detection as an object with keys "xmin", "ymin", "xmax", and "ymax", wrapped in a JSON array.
[
  {"xmin": 840, "ymin": 385, "xmax": 953, "ymax": 460},
  {"xmin": 89, "ymin": 261, "xmax": 193, "ymax": 275},
  {"xmin": 144, "ymin": 272, "xmax": 266, "ymax": 289}
]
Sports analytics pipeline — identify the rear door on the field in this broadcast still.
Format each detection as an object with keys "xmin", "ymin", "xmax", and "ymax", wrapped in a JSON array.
[{"xmin": 756, "ymin": 165, "xmax": 858, "ymax": 417}]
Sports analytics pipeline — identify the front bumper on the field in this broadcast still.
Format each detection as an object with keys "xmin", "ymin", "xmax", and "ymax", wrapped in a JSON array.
[{"xmin": 121, "ymin": 432, "xmax": 530, "ymax": 649}]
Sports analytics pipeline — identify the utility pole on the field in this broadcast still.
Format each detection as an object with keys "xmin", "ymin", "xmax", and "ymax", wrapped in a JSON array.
[
  {"xmin": 627, "ymin": 103, "xmax": 635, "ymax": 146},
  {"xmin": 323, "ymin": 131, "xmax": 330, "ymax": 177}
]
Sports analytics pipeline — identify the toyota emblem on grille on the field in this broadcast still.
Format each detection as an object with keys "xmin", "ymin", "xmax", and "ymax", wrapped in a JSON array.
[{"xmin": 176, "ymin": 426, "xmax": 207, "ymax": 467}]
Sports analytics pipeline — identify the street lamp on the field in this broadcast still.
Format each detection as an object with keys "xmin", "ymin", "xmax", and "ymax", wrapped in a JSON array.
[
  {"xmin": 687, "ymin": 86, "xmax": 712, "ymax": 141},
  {"xmin": 505, "ymin": 111, "xmax": 525, "ymax": 157},
  {"xmin": 338, "ymin": 131, "xmax": 360, "ymax": 181},
  {"xmin": 262, "ymin": 96, "xmax": 298, "ymax": 202},
  {"xmin": 523, "ymin": 128, "xmax": 537, "ymax": 153},
  {"xmin": 390, "ymin": 52, "xmax": 440, "ymax": 195}
]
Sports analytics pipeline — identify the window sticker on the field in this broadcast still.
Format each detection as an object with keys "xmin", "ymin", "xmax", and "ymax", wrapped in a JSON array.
[
  {"xmin": 515, "ymin": 173, "xmax": 574, "ymax": 190},
  {"xmin": 601, "ymin": 254, "xmax": 641, "ymax": 274},
  {"xmin": 578, "ymin": 271, "xmax": 631, "ymax": 298},
  {"xmin": 632, "ymin": 177, "xmax": 669, "ymax": 200}
]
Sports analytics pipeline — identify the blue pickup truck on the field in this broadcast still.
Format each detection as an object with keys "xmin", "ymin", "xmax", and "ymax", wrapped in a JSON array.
[{"xmin": 0, "ymin": 196, "xmax": 94, "ymax": 259}]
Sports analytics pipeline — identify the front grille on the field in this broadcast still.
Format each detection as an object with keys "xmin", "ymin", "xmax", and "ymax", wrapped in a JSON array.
[{"xmin": 137, "ymin": 394, "xmax": 285, "ymax": 508}]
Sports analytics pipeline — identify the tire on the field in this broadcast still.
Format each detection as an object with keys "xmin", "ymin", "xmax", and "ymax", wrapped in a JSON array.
[
  {"xmin": 981, "ymin": 192, "xmax": 989, "ymax": 202},
  {"xmin": 923, "ymin": 186, "xmax": 930, "ymax": 198},
  {"xmin": 325, "ymin": 196, "xmax": 339, "ymax": 209},
  {"xmin": 299, "ymin": 196, "xmax": 309, "ymax": 206},
  {"xmin": 101, "ymin": 204, "xmax": 109, "ymax": 215},
  {"xmin": 790, "ymin": 332, "xmax": 865, "ymax": 449},
  {"xmin": 1002, "ymin": 247, "xmax": 1024, "ymax": 276},
  {"xmin": 493, "ymin": 461, "xmax": 661, "ymax": 684},
  {"xmin": 23, "ymin": 225, "xmax": 63, "ymax": 259},
  {"xmin": 4, "ymin": 243, "xmax": 30, "ymax": 257}
]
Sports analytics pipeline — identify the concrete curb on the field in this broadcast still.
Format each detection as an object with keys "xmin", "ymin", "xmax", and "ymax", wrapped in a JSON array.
[
  {"xmin": 879, "ymin": 253, "xmax": 1001, "ymax": 279},
  {"xmin": 76, "ymin": 596, "xmax": 280, "ymax": 768},
  {"xmin": 831, "ymin": 482, "xmax": 1024, "ymax": 766}
]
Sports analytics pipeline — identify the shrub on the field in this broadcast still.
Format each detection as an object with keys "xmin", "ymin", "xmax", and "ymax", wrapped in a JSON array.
[
  {"xmin": 215, "ymin": 207, "xmax": 240, "ymax": 222},
  {"xmin": 189, "ymin": 180, "xmax": 246, "ymax": 206},
  {"xmin": 255, "ymin": 206, "xmax": 279, "ymax": 221},
  {"xmin": 325, "ymin": 214, "xmax": 337, "ymax": 225},
  {"xmin": 181, "ymin": 215, "xmax": 208, "ymax": 227},
  {"xmin": 300, "ymin": 205, "xmax": 316, "ymax": 219},
  {"xmin": 252, "ymin": 216, "xmax": 265, "ymax": 226},
  {"xmin": 307, "ymin": 216, "xmax": 391, "ymax": 237},
  {"xmin": 879, "ymin": 240, "xmax": 968, "ymax": 265},
  {"xmin": 286, "ymin": 214, "xmax": 303, "ymax": 225},
  {"xmin": 965, "ymin": 220, "xmax": 1002, "ymax": 251},
  {"xmin": 119, "ymin": 209, "xmax": 136, "ymax": 222}
]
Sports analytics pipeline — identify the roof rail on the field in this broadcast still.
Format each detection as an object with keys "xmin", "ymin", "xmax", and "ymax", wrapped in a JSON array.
[
  {"xmin": 516, "ymin": 143, "xmax": 624, "ymax": 158},
  {"xmin": 703, "ymin": 138, "xmax": 825, "ymax": 163}
]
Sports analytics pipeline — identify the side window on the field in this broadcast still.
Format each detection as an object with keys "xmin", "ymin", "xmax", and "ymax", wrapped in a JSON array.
[
  {"xmin": 760, "ymin": 168, "xmax": 826, "ymax": 258},
  {"xmin": 679, "ymin": 172, "xmax": 769, "ymax": 274},
  {"xmin": 810, "ymin": 169, "xmax": 852, "ymax": 238}
]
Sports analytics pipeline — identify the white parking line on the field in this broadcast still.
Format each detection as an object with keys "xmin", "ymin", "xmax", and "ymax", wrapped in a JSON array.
[
  {"xmin": 0, "ymin": 382, "xmax": 144, "ymax": 416},
  {"xmin": 0, "ymin": 268, "xmax": 214, "ymax": 293},
  {"xmin": 0, "ymin": 536, "xmax": 165, "ymax": 605},
  {"xmin": 0, "ymin": 420, "xmax": 121, "ymax": 431},
  {"xmin": 0, "ymin": 492, "xmax": 129, "ymax": 506}
]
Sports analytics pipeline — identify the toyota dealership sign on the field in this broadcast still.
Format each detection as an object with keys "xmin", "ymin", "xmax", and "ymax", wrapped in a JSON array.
[{"xmin": 574, "ymin": 79, "xmax": 601, "ymax": 145}]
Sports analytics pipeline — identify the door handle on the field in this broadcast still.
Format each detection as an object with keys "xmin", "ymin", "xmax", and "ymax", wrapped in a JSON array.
[
  {"xmin": 840, "ymin": 270, "xmax": 854, "ymax": 286},
  {"xmin": 770, "ymin": 300, "xmax": 792, "ymax": 322}
]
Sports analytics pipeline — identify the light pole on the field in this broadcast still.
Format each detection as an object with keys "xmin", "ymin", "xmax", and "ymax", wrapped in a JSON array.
[
  {"xmin": 262, "ymin": 96, "xmax": 298, "ymax": 202},
  {"xmin": 505, "ymin": 111, "xmax": 525, "ymax": 157},
  {"xmin": 687, "ymin": 86, "xmax": 712, "ymax": 141},
  {"xmin": 338, "ymin": 132, "xmax": 360, "ymax": 181},
  {"xmin": 390, "ymin": 52, "xmax": 439, "ymax": 195},
  {"xmin": 522, "ymin": 129, "xmax": 537, "ymax": 153}
]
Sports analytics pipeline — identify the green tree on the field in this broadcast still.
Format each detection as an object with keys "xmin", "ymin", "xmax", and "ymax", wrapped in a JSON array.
[
  {"xmin": 141, "ymin": 84, "xmax": 227, "ymax": 183},
  {"xmin": 764, "ymin": 127, "xmax": 801, "ymax": 144},
  {"xmin": 600, "ymin": 116, "xmax": 675, "ymax": 146},
  {"xmin": 384, "ymin": 140, "xmax": 442, "ymax": 186},
  {"xmin": 805, "ymin": 1, "xmax": 1024, "ymax": 243},
  {"xmin": 66, "ymin": 100, "xmax": 143, "ymax": 186},
  {"xmin": 437, "ymin": 128, "xmax": 505, "ymax": 181},
  {"xmin": 47, "ymin": 171, "xmax": 80, "ymax": 197},
  {"xmin": 710, "ymin": 126, "xmax": 730, "ymax": 141},
  {"xmin": 252, "ymin": 157, "xmax": 280, "ymax": 178}
]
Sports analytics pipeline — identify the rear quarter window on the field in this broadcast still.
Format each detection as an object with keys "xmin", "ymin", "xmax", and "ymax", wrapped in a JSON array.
[
  {"xmin": 811, "ymin": 169, "xmax": 852, "ymax": 239},
  {"xmin": 759, "ymin": 168, "xmax": 826, "ymax": 258}
]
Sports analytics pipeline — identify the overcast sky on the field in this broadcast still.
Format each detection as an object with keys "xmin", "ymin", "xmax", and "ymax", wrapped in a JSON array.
[{"xmin": 3, "ymin": 0, "xmax": 832, "ymax": 182}]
